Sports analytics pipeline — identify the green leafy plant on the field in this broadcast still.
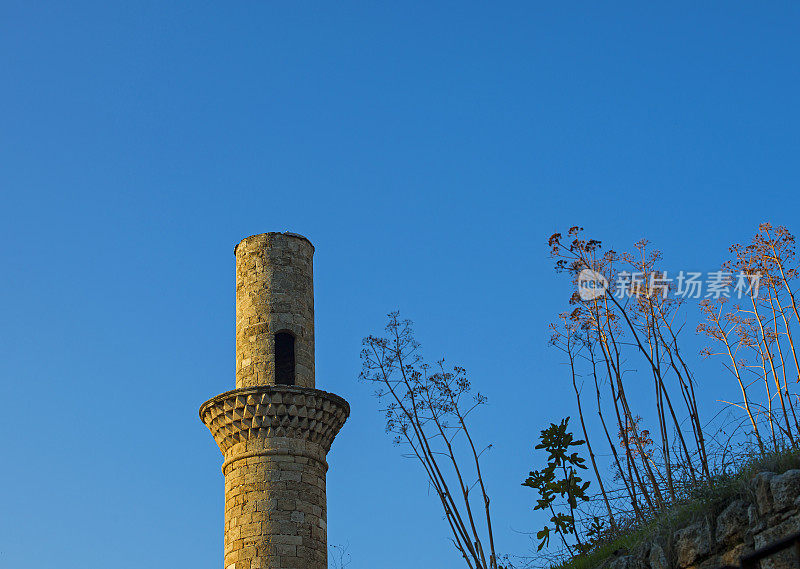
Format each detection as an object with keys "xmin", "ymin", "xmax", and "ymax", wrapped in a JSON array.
[{"xmin": 523, "ymin": 417, "xmax": 591, "ymax": 554}]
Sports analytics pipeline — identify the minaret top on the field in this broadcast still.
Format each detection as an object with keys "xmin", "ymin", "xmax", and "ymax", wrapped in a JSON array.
[
  {"xmin": 234, "ymin": 232, "xmax": 316, "ymax": 389},
  {"xmin": 233, "ymin": 231, "xmax": 314, "ymax": 255}
]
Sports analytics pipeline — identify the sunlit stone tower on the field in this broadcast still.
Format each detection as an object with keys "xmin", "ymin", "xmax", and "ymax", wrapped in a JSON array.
[{"xmin": 200, "ymin": 232, "xmax": 349, "ymax": 569}]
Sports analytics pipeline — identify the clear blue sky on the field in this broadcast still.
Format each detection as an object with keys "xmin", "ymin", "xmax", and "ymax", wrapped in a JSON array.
[{"xmin": 1, "ymin": 3, "xmax": 799, "ymax": 568}]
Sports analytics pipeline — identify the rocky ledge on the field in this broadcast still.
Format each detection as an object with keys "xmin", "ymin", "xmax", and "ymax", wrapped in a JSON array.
[{"xmin": 597, "ymin": 469, "xmax": 800, "ymax": 569}]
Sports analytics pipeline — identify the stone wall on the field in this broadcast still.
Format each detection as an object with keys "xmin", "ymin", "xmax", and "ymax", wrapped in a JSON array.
[
  {"xmin": 202, "ymin": 231, "xmax": 349, "ymax": 569},
  {"xmin": 201, "ymin": 385, "xmax": 349, "ymax": 569},
  {"xmin": 600, "ymin": 469, "xmax": 800, "ymax": 569},
  {"xmin": 235, "ymin": 232, "xmax": 316, "ymax": 389},
  {"xmin": 222, "ymin": 438, "xmax": 329, "ymax": 569}
]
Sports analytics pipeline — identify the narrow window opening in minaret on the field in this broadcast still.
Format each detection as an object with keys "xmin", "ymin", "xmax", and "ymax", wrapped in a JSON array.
[{"xmin": 275, "ymin": 332, "xmax": 296, "ymax": 385}]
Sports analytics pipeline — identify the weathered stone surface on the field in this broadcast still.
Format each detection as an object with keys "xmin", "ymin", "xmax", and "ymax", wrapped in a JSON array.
[
  {"xmin": 235, "ymin": 232, "xmax": 316, "ymax": 389},
  {"xmin": 674, "ymin": 520, "xmax": 712, "ymax": 568},
  {"xmin": 584, "ymin": 470, "xmax": 800, "ymax": 569},
  {"xmin": 695, "ymin": 553, "xmax": 723, "ymax": 569},
  {"xmin": 770, "ymin": 469, "xmax": 800, "ymax": 512},
  {"xmin": 754, "ymin": 512, "xmax": 800, "ymax": 569},
  {"xmin": 607, "ymin": 555, "xmax": 644, "ymax": 569},
  {"xmin": 201, "ymin": 233, "xmax": 348, "ymax": 569},
  {"xmin": 648, "ymin": 542, "xmax": 668, "ymax": 569},
  {"xmin": 748, "ymin": 503, "xmax": 760, "ymax": 526},
  {"xmin": 722, "ymin": 543, "xmax": 753, "ymax": 567},
  {"xmin": 715, "ymin": 499, "xmax": 748, "ymax": 545},
  {"xmin": 200, "ymin": 385, "xmax": 349, "ymax": 454},
  {"xmin": 753, "ymin": 471, "xmax": 776, "ymax": 516}
]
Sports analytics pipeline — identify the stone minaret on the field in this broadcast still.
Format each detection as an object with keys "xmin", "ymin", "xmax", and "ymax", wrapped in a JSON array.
[{"xmin": 200, "ymin": 232, "xmax": 349, "ymax": 569}]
